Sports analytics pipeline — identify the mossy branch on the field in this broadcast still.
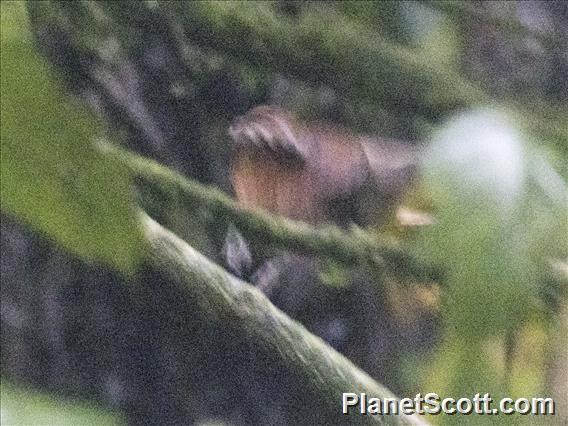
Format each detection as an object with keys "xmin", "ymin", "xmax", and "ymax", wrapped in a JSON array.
[
  {"xmin": 173, "ymin": 2, "xmax": 486, "ymax": 119},
  {"xmin": 142, "ymin": 213, "xmax": 428, "ymax": 425},
  {"xmin": 106, "ymin": 144, "xmax": 441, "ymax": 282}
]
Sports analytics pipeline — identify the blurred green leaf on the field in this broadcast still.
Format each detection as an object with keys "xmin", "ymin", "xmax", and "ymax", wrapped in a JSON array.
[
  {"xmin": 319, "ymin": 260, "xmax": 350, "ymax": 288},
  {"xmin": 1, "ymin": 380, "xmax": 123, "ymax": 426},
  {"xmin": 0, "ymin": 2, "xmax": 142, "ymax": 273},
  {"xmin": 416, "ymin": 109, "xmax": 567, "ymax": 420},
  {"xmin": 420, "ymin": 109, "xmax": 534, "ymax": 338}
]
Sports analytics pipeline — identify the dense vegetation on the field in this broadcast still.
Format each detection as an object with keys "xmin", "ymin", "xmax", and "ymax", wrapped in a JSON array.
[{"xmin": 2, "ymin": 1, "xmax": 566, "ymax": 424}]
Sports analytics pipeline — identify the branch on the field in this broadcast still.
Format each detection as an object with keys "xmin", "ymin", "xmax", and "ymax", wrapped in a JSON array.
[
  {"xmin": 173, "ymin": 2, "xmax": 486, "ymax": 118},
  {"xmin": 425, "ymin": 1, "xmax": 562, "ymax": 50},
  {"xmin": 105, "ymin": 144, "xmax": 441, "ymax": 282},
  {"xmin": 141, "ymin": 213, "xmax": 428, "ymax": 425}
]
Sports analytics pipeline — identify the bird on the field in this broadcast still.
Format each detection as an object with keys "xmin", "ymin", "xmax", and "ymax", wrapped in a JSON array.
[
  {"xmin": 225, "ymin": 106, "xmax": 436, "ymax": 384},
  {"xmin": 228, "ymin": 105, "xmax": 418, "ymax": 228}
]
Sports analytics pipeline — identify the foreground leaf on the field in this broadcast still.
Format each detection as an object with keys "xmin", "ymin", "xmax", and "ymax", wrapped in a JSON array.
[{"xmin": 0, "ymin": 2, "xmax": 142, "ymax": 273}]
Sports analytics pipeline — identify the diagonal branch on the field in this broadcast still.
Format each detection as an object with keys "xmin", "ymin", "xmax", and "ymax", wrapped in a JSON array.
[
  {"xmin": 107, "ymin": 143, "xmax": 441, "ymax": 282},
  {"xmin": 142, "ymin": 213, "xmax": 428, "ymax": 425}
]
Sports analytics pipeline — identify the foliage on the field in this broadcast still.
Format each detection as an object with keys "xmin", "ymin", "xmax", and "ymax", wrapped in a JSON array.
[
  {"xmin": 416, "ymin": 110, "xmax": 567, "ymax": 422},
  {"xmin": 1, "ymin": 1, "xmax": 567, "ymax": 424},
  {"xmin": 0, "ymin": 1, "xmax": 142, "ymax": 273},
  {"xmin": 1, "ymin": 381, "xmax": 122, "ymax": 426}
]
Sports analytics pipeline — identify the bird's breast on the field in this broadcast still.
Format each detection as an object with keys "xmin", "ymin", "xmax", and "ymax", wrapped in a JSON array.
[{"xmin": 231, "ymin": 149, "xmax": 323, "ymax": 223}]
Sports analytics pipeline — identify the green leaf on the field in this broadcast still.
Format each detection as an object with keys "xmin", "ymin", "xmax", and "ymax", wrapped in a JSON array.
[
  {"xmin": 1, "ymin": 2, "xmax": 142, "ymax": 273},
  {"xmin": 1, "ymin": 380, "xmax": 123, "ymax": 426},
  {"xmin": 420, "ymin": 109, "xmax": 533, "ymax": 338}
]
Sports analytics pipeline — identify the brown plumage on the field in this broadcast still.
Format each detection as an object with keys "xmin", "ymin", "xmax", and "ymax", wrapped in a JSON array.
[{"xmin": 229, "ymin": 105, "xmax": 417, "ymax": 227}]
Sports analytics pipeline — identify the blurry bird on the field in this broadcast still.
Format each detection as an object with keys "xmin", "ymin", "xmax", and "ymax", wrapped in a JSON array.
[
  {"xmin": 224, "ymin": 106, "xmax": 437, "ymax": 376},
  {"xmin": 228, "ymin": 105, "xmax": 418, "ymax": 228}
]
